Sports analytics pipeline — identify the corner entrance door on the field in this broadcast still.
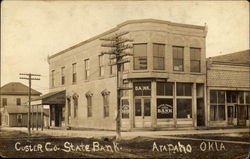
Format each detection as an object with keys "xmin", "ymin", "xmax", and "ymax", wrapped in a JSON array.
[
  {"xmin": 227, "ymin": 106, "xmax": 234, "ymax": 125},
  {"xmin": 134, "ymin": 98, "xmax": 151, "ymax": 128},
  {"xmin": 237, "ymin": 105, "xmax": 246, "ymax": 126}
]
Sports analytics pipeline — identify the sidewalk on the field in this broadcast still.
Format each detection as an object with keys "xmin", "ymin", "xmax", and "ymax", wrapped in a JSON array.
[{"xmin": 1, "ymin": 126, "xmax": 249, "ymax": 139}]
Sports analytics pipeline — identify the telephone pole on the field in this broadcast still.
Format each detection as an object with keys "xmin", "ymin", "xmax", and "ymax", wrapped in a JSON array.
[
  {"xmin": 19, "ymin": 73, "xmax": 40, "ymax": 137},
  {"xmin": 100, "ymin": 31, "xmax": 133, "ymax": 140}
]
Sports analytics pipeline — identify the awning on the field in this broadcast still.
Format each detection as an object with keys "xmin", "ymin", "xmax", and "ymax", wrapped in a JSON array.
[{"xmin": 31, "ymin": 90, "xmax": 66, "ymax": 105}]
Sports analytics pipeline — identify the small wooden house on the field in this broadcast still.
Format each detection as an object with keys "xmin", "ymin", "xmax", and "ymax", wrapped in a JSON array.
[{"xmin": 1, "ymin": 106, "xmax": 49, "ymax": 127}]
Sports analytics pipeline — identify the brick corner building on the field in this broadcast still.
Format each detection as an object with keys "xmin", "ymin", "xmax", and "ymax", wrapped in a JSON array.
[{"xmin": 39, "ymin": 19, "xmax": 249, "ymax": 130}]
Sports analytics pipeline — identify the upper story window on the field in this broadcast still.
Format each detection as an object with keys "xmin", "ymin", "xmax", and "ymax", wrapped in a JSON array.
[
  {"xmin": 16, "ymin": 98, "xmax": 21, "ymax": 106},
  {"xmin": 109, "ymin": 55, "xmax": 116, "ymax": 75},
  {"xmin": 190, "ymin": 48, "xmax": 201, "ymax": 72},
  {"xmin": 84, "ymin": 59, "xmax": 90, "ymax": 80},
  {"xmin": 133, "ymin": 44, "xmax": 147, "ymax": 70},
  {"xmin": 72, "ymin": 63, "xmax": 77, "ymax": 84},
  {"xmin": 173, "ymin": 46, "xmax": 184, "ymax": 71},
  {"xmin": 2, "ymin": 98, "xmax": 7, "ymax": 107},
  {"xmin": 99, "ymin": 55, "xmax": 104, "ymax": 77},
  {"xmin": 153, "ymin": 44, "xmax": 165, "ymax": 70},
  {"xmin": 61, "ymin": 67, "xmax": 65, "ymax": 85},
  {"xmin": 51, "ymin": 70, "xmax": 55, "ymax": 87}
]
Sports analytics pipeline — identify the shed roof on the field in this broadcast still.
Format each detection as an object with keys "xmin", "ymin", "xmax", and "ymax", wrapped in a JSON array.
[
  {"xmin": 0, "ymin": 82, "xmax": 41, "ymax": 96},
  {"xmin": 4, "ymin": 106, "xmax": 49, "ymax": 116},
  {"xmin": 207, "ymin": 50, "xmax": 250, "ymax": 65}
]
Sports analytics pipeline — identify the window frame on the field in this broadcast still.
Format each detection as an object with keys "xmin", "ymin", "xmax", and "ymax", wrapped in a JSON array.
[
  {"xmin": 153, "ymin": 43, "xmax": 165, "ymax": 70},
  {"xmin": 102, "ymin": 90, "xmax": 110, "ymax": 118},
  {"xmin": 61, "ymin": 67, "xmax": 65, "ymax": 85},
  {"xmin": 133, "ymin": 43, "xmax": 148, "ymax": 70},
  {"xmin": 190, "ymin": 47, "xmax": 201, "ymax": 72},
  {"xmin": 16, "ymin": 98, "xmax": 21, "ymax": 106},
  {"xmin": 73, "ymin": 95, "xmax": 78, "ymax": 118},
  {"xmin": 51, "ymin": 70, "xmax": 55, "ymax": 87},
  {"xmin": 210, "ymin": 90, "xmax": 226, "ymax": 121},
  {"xmin": 2, "ymin": 98, "xmax": 7, "ymax": 107},
  {"xmin": 173, "ymin": 46, "xmax": 184, "ymax": 71},
  {"xmin": 109, "ymin": 55, "xmax": 116, "ymax": 75},
  {"xmin": 99, "ymin": 55, "xmax": 105, "ymax": 77},
  {"xmin": 86, "ymin": 95, "xmax": 92, "ymax": 117},
  {"xmin": 72, "ymin": 63, "xmax": 77, "ymax": 84},
  {"xmin": 84, "ymin": 59, "xmax": 90, "ymax": 80}
]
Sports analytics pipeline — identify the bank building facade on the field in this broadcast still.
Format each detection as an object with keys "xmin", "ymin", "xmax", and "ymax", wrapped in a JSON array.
[{"xmin": 33, "ymin": 19, "xmax": 249, "ymax": 130}]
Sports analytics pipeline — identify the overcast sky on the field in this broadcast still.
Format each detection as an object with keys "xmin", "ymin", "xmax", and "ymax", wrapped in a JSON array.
[{"xmin": 1, "ymin": 0, "xmax": 249, "ymax": 94}]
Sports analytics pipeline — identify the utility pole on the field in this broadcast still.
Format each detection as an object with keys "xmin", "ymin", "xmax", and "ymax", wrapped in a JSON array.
[
  {"xmin": 100, "ymin": 31, "xmax": 133, "ymax": 140},
  {"xmin": 19, "ymin": 73, "xmax": 40, "ymax": 137}
]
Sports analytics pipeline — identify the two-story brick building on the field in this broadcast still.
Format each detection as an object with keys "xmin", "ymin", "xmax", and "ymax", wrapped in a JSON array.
[{"xmin": 44, "ymin": 19, "xmax": 208, "ymax": 130}]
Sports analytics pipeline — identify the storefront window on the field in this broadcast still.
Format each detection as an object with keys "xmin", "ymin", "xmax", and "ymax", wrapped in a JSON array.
[
  {"xmin": 210, "ymin": 90, "xmax": 225, "ymax": 121},
  {"xmin": 134, "ymin": 82, "xmax": 151, "ymax": 96},
  {"xmin": 177, "ymin": 83, "xmax": 192, "ymax": 96},
  {"xmin": 157, "ymin": 82, "xmax": 173, "ymax": 96},
  {"xmin": 226, "ymin": 91, "xmax": 237, "ymax": 103},
  {"xmin": 239, "ymin": 92, "xmax": 244, "ymax": 104},
  {"xmin": 177, "ymin": 99, "xmax": 192, "ymax": 118},
  {"xmin": 246, "ymin": 92, "xmax": 250, "ymax": 104},
  {"xmin": 210, "ymin": 90, "xmax": 217, "ymax": 103},
  {"xmin": 121, "ymin": 99, "xmax": 129, "ymax": 118},
  {"xmin": 247, "ymin": 105, "xmax": 250, "ymax": 119},
  {"xmin": 157, "ymin": 99, "xmax": 173, "ymax": 118}
]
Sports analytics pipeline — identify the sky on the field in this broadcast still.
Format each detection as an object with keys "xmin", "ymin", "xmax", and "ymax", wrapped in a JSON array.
[{"xmin": 1, "ymin": 0, "xmax": 249, "ymax": 94}]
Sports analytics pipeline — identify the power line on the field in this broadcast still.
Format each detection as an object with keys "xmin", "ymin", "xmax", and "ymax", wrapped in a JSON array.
[
  {"xmin": 19, "ymin": 73, "xmax": 41, "ymax": 137},
  {"xmin": 100, "ymin": 31, "xmax": 133, "ymax": 140}
]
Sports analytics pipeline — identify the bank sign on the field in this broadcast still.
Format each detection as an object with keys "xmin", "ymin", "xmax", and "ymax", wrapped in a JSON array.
[
  {"xmin": 157, "ymin": 99, "xmax": 173, "ymax": 118},
  {"xmin": 157, "ymin": 104, "xmax": 173, "ymax": 114}
]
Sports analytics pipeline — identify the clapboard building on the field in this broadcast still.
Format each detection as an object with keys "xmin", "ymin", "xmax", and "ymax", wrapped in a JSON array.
[
  {"xmin": 0, "ymin": 82, "xmax": 42, "ymax": 126},
  {"xmin": 207, "ymin": 50, "xmax": 250, "ymax": 127},
  {"xmin": 44, "ymin": 19, "xmax": 209, "ymax": 130}
]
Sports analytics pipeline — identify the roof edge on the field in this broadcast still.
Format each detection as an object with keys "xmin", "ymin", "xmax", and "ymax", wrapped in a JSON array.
[{"xmin": 48, "ymin": 19, "xmax": 206, "ymax": 61}]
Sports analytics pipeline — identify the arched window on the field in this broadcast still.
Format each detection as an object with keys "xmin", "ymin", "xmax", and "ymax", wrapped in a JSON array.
[
  {"xmin": 85, "ymin": 91, "xmax": 93, "ymax": 117},
  {"xmin": 101, "ymin": 89, "xmax": 110, "ymax": 117},
  {"xmin": 72, "ymin": 93, "xmax": 79, "ymax": 118}
]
